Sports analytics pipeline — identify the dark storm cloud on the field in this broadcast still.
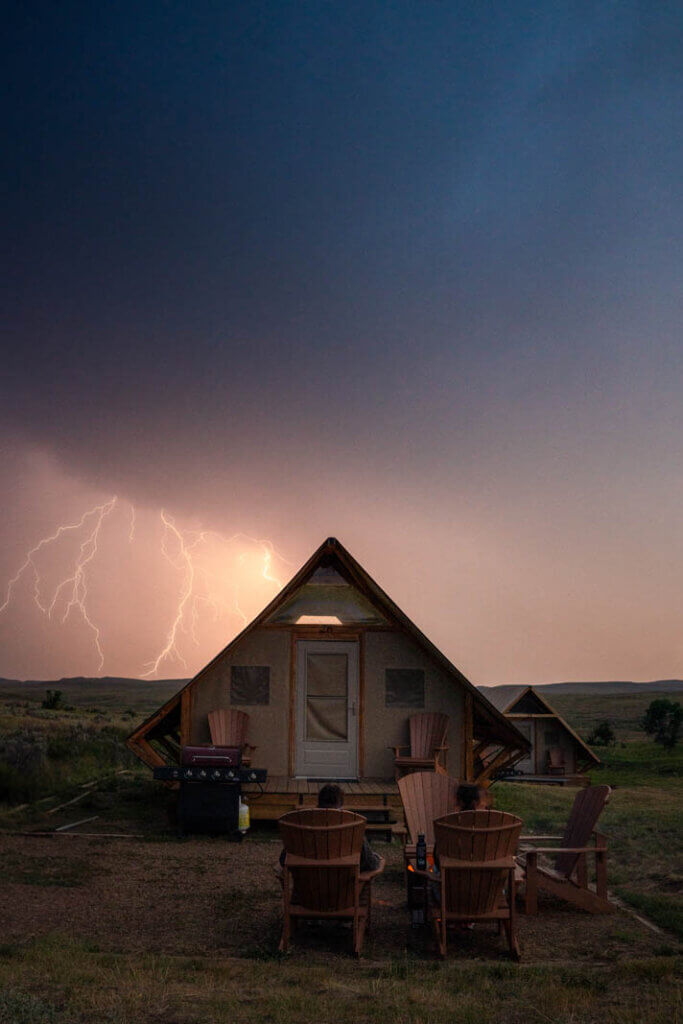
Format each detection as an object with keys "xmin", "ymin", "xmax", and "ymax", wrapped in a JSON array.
[
  {"xmin": 2, "ymin": 0, "xmax": 683, "ymax": 515},
  {"xmin": 3, "ymin": 2, "xmax": 683, "ymax": 682}
]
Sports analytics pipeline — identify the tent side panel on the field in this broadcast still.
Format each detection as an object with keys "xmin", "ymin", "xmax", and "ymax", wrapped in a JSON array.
[
  {"xmin": 363, "ymin": 630, "xmax": 464, "ymax": 778},
  {"xmin": 189, "ymin": 627, "xmax": 291, "ymax": 776}
]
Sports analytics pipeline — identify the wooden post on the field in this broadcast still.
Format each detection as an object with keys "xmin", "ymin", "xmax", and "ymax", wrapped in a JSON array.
[
  {"xmin": 525, "ymin": 851, "xmax": 538, "ymax": 915},
  {"xmin": 463, "ymin": 694, "xmax": 474, "ymax": 781},
  {"xmin": 180, "ymin": 688, "xmax": 192, "ymax": 747},
  {"xmin": 288, "ymin": 634, "xmax": 296, "ymax": 777},
  {"xmin": 358, "ymin": 632, "xmax": 365, "ymax": 778},
  {"xmin": 508, "ymin": 867, "xmax": 519, "ymax": 959}
]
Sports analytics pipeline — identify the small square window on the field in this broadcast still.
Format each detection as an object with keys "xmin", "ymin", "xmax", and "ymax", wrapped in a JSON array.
[
  {"xmin": 230, "ymin": 666, "xmax": 270, "ymax": 705},
  {"xmin": 385, "ymin": 669, "xmax": 425, "ymax": 708}
]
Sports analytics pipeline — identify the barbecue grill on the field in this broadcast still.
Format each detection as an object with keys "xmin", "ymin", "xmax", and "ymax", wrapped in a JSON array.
[{"xmin": 153, "ymin": 745, "xmax": 266, "ymax": 838}]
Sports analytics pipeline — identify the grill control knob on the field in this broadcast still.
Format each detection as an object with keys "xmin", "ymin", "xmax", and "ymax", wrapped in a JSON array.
[{"xmin": 249, "ymin": 772, "xmax": 256, "ymax": 780}]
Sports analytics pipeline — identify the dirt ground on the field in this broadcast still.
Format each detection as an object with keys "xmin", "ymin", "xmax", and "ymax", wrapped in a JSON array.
[{"xmin": 0, "ymin": 828, "xmax": 672, "ymax": 965}]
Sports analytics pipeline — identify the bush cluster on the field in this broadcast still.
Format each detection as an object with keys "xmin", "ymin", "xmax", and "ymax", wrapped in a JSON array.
[{"xmin": 0, "ymin": 722, "xmax": 136, "ymax": 805}]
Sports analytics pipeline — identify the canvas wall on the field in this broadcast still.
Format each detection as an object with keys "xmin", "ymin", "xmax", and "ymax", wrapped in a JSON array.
[
  {"xmin": 188, "ymin": 626, "xmax": 466, "ymax": 779},
  {"xmin": 363, "ymin": 630, "xmax": 464, "ymax": 778},
  {"xmin": 190, "ymin": 627, "xmax": 291, "ymax": 775}
]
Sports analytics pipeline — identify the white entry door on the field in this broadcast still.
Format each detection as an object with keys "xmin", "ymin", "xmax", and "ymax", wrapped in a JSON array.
[{"xmin": 295, "ymin": 641, "xmax": 359, "ymax": 778}]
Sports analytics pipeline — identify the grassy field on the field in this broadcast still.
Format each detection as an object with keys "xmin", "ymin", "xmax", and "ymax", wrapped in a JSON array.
[
  {"xmin": 551, "ymin": 689, "xmax": 682, "ymax": 742},
  {"xmin": 0, "ymin": 682, "xmax": 680, "ymax": 1023}
]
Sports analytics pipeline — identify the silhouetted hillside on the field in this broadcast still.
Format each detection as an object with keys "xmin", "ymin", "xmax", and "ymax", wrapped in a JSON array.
[
  {"xmin": 0, "ymin": 676, "xmax": 187, "ymax": 713},
  {"xmin": 480, "ymin": 679, "xmax": 683, "ymax": 699}
]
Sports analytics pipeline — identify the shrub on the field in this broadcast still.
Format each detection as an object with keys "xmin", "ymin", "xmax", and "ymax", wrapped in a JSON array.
[
  {"xmin": 588, "ymin": 721, "xmax": 616, "ymax": 746},
  {"xmin": 41, "ymin": 690, "xmax": 64, "ymax": 710},
  {"xmin": 641, "ymin": 699, "xmax": 682, "ymax": 749}
]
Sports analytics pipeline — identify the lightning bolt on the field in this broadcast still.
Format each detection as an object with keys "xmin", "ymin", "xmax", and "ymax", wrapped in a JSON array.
[
  {"xmin": 141, "ymin": 510, "xmax": 195, "ymax": 677},
  {"xmin": 142, "ymin": 513, "xmax": 290, "ymax": 678},
  {"xmin": 0, "ymin": 497, "xmax": 118, "ymax": 671},
  {"xmin": 1, "ymin": 499, "xmax": 289, "ymax": 679}
]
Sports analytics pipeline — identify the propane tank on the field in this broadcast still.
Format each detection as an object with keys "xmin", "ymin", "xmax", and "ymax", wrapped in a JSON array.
[{"xmin": 238, "ymin": 797, "xmax": 250, "ymax": 834}]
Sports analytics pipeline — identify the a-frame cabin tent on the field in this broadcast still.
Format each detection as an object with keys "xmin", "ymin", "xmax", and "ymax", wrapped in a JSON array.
[
  {"xmin": 484, "ymin": 685, "xmax": 600, "ymax": 780},
  {"xmin": 128, "ymin": 538, "xmax": 529, "ymax": 793}
]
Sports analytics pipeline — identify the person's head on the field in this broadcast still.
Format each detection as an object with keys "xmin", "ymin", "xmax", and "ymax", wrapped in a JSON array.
[
  {"xmin": 456, "ymin": 783, "xmax": 488, "ymax": 812},
  {"xmin": 318, "ymin": 784, "xmax": 344, "ymax": 809}
]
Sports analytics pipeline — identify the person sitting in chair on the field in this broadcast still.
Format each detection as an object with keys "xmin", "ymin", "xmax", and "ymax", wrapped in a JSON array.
[
  {"xmin": 454, "ymin": 782, "xmax": 489, "ymax": 813},
  {"xmin": 429, "ymin": 782, "xmax": 491, "ymax": 920},
  {"xmin": 277, "ymin": 783, "xmax": 383, "ymax": 875}
]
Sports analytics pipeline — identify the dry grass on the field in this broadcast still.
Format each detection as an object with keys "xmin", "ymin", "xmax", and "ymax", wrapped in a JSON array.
[{"xmin": 0, "ymin": 935, "xmax": 680, "ymax": 1024}]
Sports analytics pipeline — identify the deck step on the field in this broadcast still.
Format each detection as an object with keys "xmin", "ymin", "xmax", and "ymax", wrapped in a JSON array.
[{"xmin": 363, "ymin": 821, "xmax": 398, "ymax": 842}]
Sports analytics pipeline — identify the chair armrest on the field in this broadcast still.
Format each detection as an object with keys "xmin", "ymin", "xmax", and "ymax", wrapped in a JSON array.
[
  {"xmin": 360, "ymin": 856, "xmax": 386, "ymax": 883},
  {"xmin": 390, "ymin": 745, "xmax": 410, "ymax": 755},
  {"xmin": 439, "ymin": 855, "xmax": 515, "ymax": 870},
  {"xmin": 434, "ymin": 745, "xmax": 449, "ymax": 752}
]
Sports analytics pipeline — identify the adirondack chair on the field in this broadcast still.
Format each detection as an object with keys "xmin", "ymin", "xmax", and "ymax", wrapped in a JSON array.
[
  {"xmin": 278, "ymin": 808, "xmax": 384, "ymax": 956},
  {"xmin": 546, "ymin": 747, "xmax": 566, "ymax": 775},
  {"xmin": 519, "ymin": 784, "xmax": 613, "ymax": 914},
  {"xmin": 392, "ymin": 713, "xmax": 450, "ymax": 781},
  {"xmin": 398, "ymin": 771, "xmax": 460, "ymax": 922},
  {"xmin": 428, "ymin": 809, "xmax": 522, "ymax": 959},
  {"xmin": 398, "ymin": 770, "xmax": 459, "ymax": 856},
  {"xmin": 207, "ymin": 709, "xmax": 256, "ymax": 766}
]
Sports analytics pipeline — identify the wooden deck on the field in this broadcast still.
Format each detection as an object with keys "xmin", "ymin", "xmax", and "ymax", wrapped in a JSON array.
[
  {"xmin": 499, "ymin": 773, "xmax": 590, "ymax": 787},
  {"xmin": 242, "ymin": 775, "xmax": 402, "ymax": 822}
]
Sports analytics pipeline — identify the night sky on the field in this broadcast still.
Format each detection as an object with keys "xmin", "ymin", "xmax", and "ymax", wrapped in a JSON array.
[{"xmin": 2, "ymin": 2, "xmax": 682, "ymax": 683}]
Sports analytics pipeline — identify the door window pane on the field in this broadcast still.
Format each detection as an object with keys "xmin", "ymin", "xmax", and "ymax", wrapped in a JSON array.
[
  {"xmin": 306, "ymin": 697, "xmax": 348, "ymax": 741},
  {"xmin": 306, "ymin": 654, "xmax": 348, "ymax": 697}
]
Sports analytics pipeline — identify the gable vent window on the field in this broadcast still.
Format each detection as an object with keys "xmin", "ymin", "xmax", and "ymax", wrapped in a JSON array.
[
  {"xmin": 385, "ymin": 669, "xmax": 425, "ymax": 708},
  {"xmin": 230, "ymin": 666, "xmax": 270, "ymax": 705}
]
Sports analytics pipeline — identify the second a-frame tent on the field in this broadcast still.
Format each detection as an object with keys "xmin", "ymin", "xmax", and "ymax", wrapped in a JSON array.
[
  {"xmin": 128, "ymin": 537, "xmax": 529, "ymax": 787},
  {"xmin": 484, "ymin": 685, "xmax": 600, "ymax": 780}
]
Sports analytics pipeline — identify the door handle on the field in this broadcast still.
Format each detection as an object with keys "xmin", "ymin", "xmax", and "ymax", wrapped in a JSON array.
[{"xmin": 350, "ymin": 702, "xmax": 357, "ymax": 717}]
